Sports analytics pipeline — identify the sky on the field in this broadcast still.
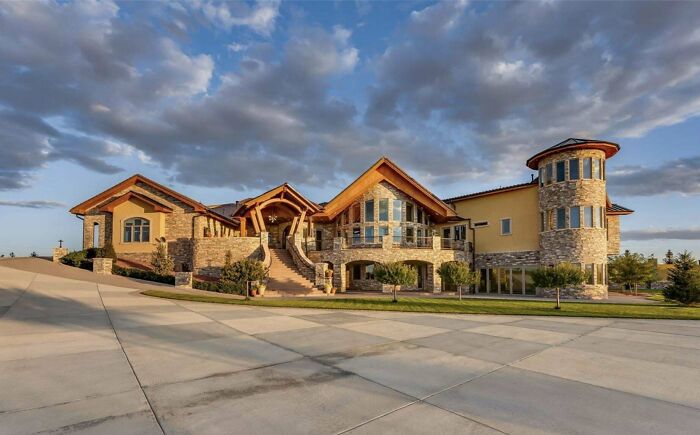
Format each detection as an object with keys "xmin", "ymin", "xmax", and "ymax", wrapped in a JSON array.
[{"xmin": 0, "ymin": 0, "xmax": 699, "ymax": 259}]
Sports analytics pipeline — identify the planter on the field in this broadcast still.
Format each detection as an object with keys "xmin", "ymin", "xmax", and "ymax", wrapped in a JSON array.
[
  {"xmin": 323, "ymin": 282, "xmax": 332, "ymax": 295},
  {"xmin": 257, "ymin": 284, "xmax": 267, "ymax": 297}
]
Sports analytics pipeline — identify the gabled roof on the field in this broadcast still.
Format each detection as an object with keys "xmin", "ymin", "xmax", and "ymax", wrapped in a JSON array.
[
  {"xmin": 98, "ymin": 191, "xmax": 173, "ymax": 213},
  {"xmin": 443, "ymin": 179, "xmax": 538, "ymax": 203},
  {"xmin": 526, "ymin": 138, "xmax": 619, "ymax": 169},
  {"xmin": 317, "ymin": 157, "xmax": 459, "ymax": 223},
  {"xmin": 232, "ymin": 183, "xmax": 321, "ymax": 217},
  {"xmin": 70, "ymin": 174, "xmax": 239, "ymax": 227},
  {"xmin": 607, "ymin": 203, "xmax": 634, "ymax": 215}
]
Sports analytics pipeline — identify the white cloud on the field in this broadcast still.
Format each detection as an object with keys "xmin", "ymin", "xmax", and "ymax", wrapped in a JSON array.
[{"xmin": 199, "ymin": 0, "xmax": 280, "ymax": 35}]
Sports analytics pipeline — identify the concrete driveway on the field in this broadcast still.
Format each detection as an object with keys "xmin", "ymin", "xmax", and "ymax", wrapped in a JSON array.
[{"xmin": 1, "ymin": 261, "xmax": 699, "ymax": 434}]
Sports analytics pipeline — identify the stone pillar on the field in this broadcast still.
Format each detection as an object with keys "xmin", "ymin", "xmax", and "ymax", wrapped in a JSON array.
[
  {"xmin": 93, "ymin": 258, "xmax": 113, "ymax": 275},
  {"xmin": 260, "ymin": 231, "xmax": 269, "ymax": 247},
  {"xmin": 334, "ymin": 262, "xmax": 346, "ymax": 292},
  {"xmin": 333, "ymin": 237, "xmax": 343, "ymax": 251},
  {"xmin": 382, "ymin": 234, "xmax": 393, "ymax": 250},
  {"xmin": 175, "ymin": 272, "xmax": 193, "ymax": 289},
  {"xmin": 52, "ymin": 247, "xmax": 69, "ymax": 263},
  {"xmin": 314, "ymin": 263, "xmax": 328, "ymax": 287},
  {"xmin": 430, "ymin": 263, "xmax": 442, "ymax": 293},
  {"xmin": 432, "ymin": 235, "xmax": 441, "ymax": 252}
]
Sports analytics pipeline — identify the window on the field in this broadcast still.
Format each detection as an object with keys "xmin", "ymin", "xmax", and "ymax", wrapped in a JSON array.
[
  {"xmin": 352, "ymin": 227, "xmax": 361, "ymax": 245},
  {"xmin": 379, "ymin": 199, "xmax": 388, "ymax": 221},
  {"xmin": 379, "ymin": 226, "xmax": 389, "ymax": 237},
  {"xmin": 583, "ymin": 158, "xmax": 592, "ymax": 179},
  {"xmin": 454, "ymin": 225, "xmax": 466, "ymax": 240},
  {"xmin": 593, "ymin": 158, "xmax": 601, "ymax": 179},
  {"xmin": 501, "ymin": 218, "xmax": 511, "ymax": 235},
  {"xmin": 405, "ymin": 203, "xmax": 414, "ymax": 222},
  {"xmin": 393, "ymin": 226, "xmax": 402, "ymax": 243},
  {"xmin": 540, "ymin": 212, "xmax": 546, "ymax": 232},
  {"xmin": 364, "ymin": 226, "xmax": 374, "ymax": 241},
  {"xmin": 393, "ymin": 200, "xmax": 402, "ymax": 222},
  {"xmin": 545, "ymin": 163, "xmax": 553, "ymax": 185},
  {"xmin": 584, "ymin": 206, "xmax": 593, "ymax": 227},
  {"xmin": 570, "ymin": 206, "xmax": 581, "ymax": 228},
  {"xmin": 365, "ymin": 264, "xmax": 375, "ymax": 280},
  {"xmin": 417, "ymin": 208, "xmax": 423, "ymax": 224},
  {"xmin": 352, "ymin": 203, "xmax": 361, "ymax": 223},
  {"xmin": 569, "ymin": 158, "xmax": 580, "ymax": 180},
  {"xmin": 556, "ymin": 161, "xmax": 566, "ymax": 182},
  {"xmin": 365, "ymin": 200, "xmax": 374, "ymax": 222},
  {"xmin": 599, "ymin": 207, "xmax": 605, "ymax": 228},
  {"xmin": 556, "ymin": 208, "xmax": 566, "ymax": 229},
  {"xmin": 539, "ymin": 167, "xmax": 544, "ymax": 186},
  {"xmin": 353, "ymin": 264, "xmax": 361, "ymax": 280},
  {"xmin": 586, "ymin": 264, "xmax": 595, "ymax": 285},
  {"xmin": 124, "ymin": 218, "xmax": 149, "ymax": 243},
  {"xmin": 443, "ymin": 227, "xmax": 451, "ymax": 239},
  {"xmin": 406, "ymin": 227, "xmax": 414, "ymax": 243}
]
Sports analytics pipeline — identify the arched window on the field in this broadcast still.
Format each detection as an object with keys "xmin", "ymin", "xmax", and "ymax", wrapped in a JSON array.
[{"xmin": 123, "ymin": 218, "xmax": 150, "ymax": 243}]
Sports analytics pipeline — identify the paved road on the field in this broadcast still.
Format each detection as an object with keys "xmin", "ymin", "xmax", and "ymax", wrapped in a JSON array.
[{"xmin": 1, "ymin": 261, "xmax": 699, "ymax": 434}]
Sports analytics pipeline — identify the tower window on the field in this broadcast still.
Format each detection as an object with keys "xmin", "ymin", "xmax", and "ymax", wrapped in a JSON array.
[
  {"xmin": 583, "ymin": 158, "xmax": 593, "ymax": 179},
  {"xmin": 556, "ymin": 208, "xmax": 566, "ymax": 229},
  {"xmin": 569, "ymin": 159, "xmax": 580, "ymax": 180},
  {"xmin": 556, "ymin": 161, "xmax": 566, "ymax": 182},
  {"xmin": 545, "ymin": 163, "xmax": 553, "ymax": 185},
  {"xmin": 570, "ymin": 206, "xmax": 581, "ymax": 228},
  {"xmin": 593, "ymin": 159, "xmax": 601, "ymax": 179},
  {"xmin": 584, "ymin": 206, "xmax": 593, "ymax": 227}
]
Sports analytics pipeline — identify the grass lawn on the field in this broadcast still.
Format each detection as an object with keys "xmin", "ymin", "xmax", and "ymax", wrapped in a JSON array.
[{"xmin": 142, "ymin": 290, "xmax": 700, "ymax": 320}]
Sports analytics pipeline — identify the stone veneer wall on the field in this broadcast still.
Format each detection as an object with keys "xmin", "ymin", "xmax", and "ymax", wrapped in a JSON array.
[
  {"xmin": 607, "ymin": 215, "xmax": 621, "ymax": 256},
  {"xmin": 475, "ymin": 250, "xmax": 540, "ymax": 269},
  {"xmin": 537, "ymin": 148, "xmax": 609, "ymax": 299},
  {"xmin": 192, "ymin": 236, "xmax": 262, "ymax": 277}
]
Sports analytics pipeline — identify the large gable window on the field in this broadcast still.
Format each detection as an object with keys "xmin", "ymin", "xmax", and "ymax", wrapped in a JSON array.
[{"xmin": 124, "ymin": 218, "xmax": 150, "ymax": 243}]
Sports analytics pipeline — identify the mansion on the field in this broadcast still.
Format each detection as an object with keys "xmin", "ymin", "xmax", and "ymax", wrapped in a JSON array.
[{"xmin": 70, "ymin": 138, "xmax": 632, "ymax": 299}]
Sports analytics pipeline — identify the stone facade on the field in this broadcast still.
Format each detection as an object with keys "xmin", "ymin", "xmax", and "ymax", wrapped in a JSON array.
[
  {"xmin": 175, "ymin": 272, "xmax": 193, "ymax": 288},
  {"xmin": 192, "ymin": 236, "xmax": 263, "ymax": 277},
  {"xmin": 607, "ymin": 215, "xmax": 621, "ymax": 256},
  {"xmin": 537, "ymin": 148, "xmax": 610, "ymax": 299},
  {"xmin": 308, "ymin": 235, "xmax": 468, "ymax": 292},
  {"xmin": 52, "ymin": 247, "xmax": 69, "ymax": 263},
  {"xmin": 93, "ymin": 258, "xmax": 113, "ymax": 275},
  {"xmin": 475, "ymin": 250, "xmax": 540, "ymax": 269}
]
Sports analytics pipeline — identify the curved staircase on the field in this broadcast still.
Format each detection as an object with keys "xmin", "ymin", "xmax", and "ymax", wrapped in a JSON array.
[{"xmin": 266, "ymin": 249, "xmax": 320, "ymax": 296}]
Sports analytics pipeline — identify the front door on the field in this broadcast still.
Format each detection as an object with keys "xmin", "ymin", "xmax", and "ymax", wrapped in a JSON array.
[{"xmin": 281, "ymin": 225, "xmax": 290, "ymax": 249}]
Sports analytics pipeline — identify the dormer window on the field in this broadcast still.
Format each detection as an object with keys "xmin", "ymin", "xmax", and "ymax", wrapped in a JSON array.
[{"xmin": 124, "ymin": 218, "xmax": 150, "ymax": 243}]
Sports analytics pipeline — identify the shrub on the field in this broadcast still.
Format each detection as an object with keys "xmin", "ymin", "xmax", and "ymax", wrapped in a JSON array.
[
  {"xmin": 663, "ymin": 251, "xmax": 700, "ymax": 305},
  {"xmin": 374, "ymin": 262, "xmax": 418, "ymax": 303},
  {"xmin": 608, "ymin": 251, "xmax": 656, "ymax": 295},
  {"xmin": 150, "ymin": 243, "xmax": 174, "ymax": 276},
  {"xmin": 61, "ymin": 250, "xmax": 88, "ymax": 267},
  {"xmin": 193, "ymin": 279, "xmax": 245, "ymax": 295},
  {"xmin": 86, "ymin": 247, "xmax": 98, "ymax": 259},
  {"xmin": 112, "ymin": 265, "xmax": 175, "ymax": 285},
  {"xmin": 98, "ymin": 242, "xmax": 117, "ymax": 261},
  {"xmin": 222, "ymin": 257, "xmax": 267, "ymax": 284},
  {"xmin": 530, "ymin": 263, "xmax": 588, "ymax": 309}
]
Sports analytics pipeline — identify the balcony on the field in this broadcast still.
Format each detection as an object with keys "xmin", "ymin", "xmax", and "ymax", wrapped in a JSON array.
[{"xmin": 305, "ymin": 235, "xmax": 472, "ymax": 252}]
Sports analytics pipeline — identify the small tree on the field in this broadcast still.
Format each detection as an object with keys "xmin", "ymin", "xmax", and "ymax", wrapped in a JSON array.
[
  {"xmin": 150, "ymin": 242, "xmax": 173, "ymax": 275},
  {"xmin": 663, "ymin": 251, "xmax": 700, "ymax": 305},
  {"xmin": 531, "ymin": 263, "xmax": 587, "ymax": 310},
  {"xmin": 608, "ymin": 251, "xmax": 656, "ymax": 295},
  {"xmin": 664, "ymin": 249, "xmax": 674, "ymax": 265},
  {"xmin": 222, "ymin": 257, "xmax": 267, "ymax": 286},
  {"xmin": 438, "ymin": 261, "xmax": 480, "ymax": 300},
  {"xmin": 374, "ymin": 262, "xmax": 418, "ymax": 303},
  {"xmin": 99, "ymin": 242, "xmax": 117, "ymax": 261}
]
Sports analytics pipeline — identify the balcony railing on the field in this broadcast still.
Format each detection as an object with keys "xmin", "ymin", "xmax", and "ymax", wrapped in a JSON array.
[
  {"xmin": 441, "ymin": 238, "xmax": 473, "ymax": 252},
  {"xmin": 305, "ymin": 236, "xmax": 472, "ymax": 251},
  {"xmin": 344, "ymin": 236, "xmax": 383, "ymax": 248},
  {"xmin": 392, "ymin": 236, "xmax": 433, "ymax": 249}
]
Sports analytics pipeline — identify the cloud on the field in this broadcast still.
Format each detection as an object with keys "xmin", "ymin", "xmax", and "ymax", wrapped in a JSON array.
[
  {"xmin": 0, "ymin": 200, "xmax": 66, "ymax": 209},
  {"xmin": 198, "ymin": 0, "xmax": 280, "ymax": 35},
  {"xmin": 366, "ymin": 1, "xmax": 700, "ymax": 174},
  {"xmin": 622, "ymin": 228, "xmax": 700, "ymax": 241},
  {"xmin": 608, "ymin": 156, "xmax": 700, "ymax": 196}
]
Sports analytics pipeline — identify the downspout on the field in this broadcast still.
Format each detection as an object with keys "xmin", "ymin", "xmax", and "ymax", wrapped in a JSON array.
[{"xmin": 466, "ymin": 217, "xmax": 476, "ymax": 272}]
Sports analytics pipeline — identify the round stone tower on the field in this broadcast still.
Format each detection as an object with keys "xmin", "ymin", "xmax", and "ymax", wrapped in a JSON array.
[{"xmin": 526, "ymin": 138, "xmax": 620, "ymax": 299}]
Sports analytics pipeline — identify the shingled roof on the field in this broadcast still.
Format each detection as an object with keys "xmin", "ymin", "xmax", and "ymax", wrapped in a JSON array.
[
  {"xmin": 443, "ymin": 179, "xmax": 538, "ymax": 203},
  {"xmin": 607, "ymin": 203, "xmax": 634, "ymax": 215},
  {"xmin": 526, "ymin": 138, "xmax": 620, "ymax": 169}
]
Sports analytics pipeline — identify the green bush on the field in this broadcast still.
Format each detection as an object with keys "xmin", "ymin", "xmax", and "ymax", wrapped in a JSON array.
[
  {"xmin": 222, "ymin": 256, "xmax": 267, "ymax": 284},
  {"xmin": 150, "ymin": 243, "xmax": 174, "ymax": 275},
  {"xmin": 86, "ymin": 248, "xmax": 98, "ymax": 259},
  {"xmin": 97, "ymin": 242, "xmax": 117, "ymax": 261},
  {"xmin": 112, "ymin": 265, "xmax": 175, "ymax": 285},
  {"xmin": 61, "ymin": 250, "xmax": 88, "ymax": 267},
  {"xmin": 193, "ymin": 279, "xmax": 245, "ymax": 294},
  {"xmin": 374, "ymin": 262, "xmax": 418, "ymax": 302}
]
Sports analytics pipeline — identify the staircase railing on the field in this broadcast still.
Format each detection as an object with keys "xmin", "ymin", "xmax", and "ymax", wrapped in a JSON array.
[{"xmin": 286, "ymin": 234, "xmax": 317, "ymax": 283}]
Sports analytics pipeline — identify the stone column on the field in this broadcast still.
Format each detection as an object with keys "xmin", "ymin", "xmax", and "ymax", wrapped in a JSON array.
[
  {"xmin": 334, "ymin": 262, "xmax": 346, "ymax": 292},
  {"xmin": 52, "ymin": 247, "xmax": 69, "ymax": 263},
  {"xmin": 382, "ymin": 234, "xmax": 393, "ymax": 250},
  {"xmin": 429, "ymin": 263, "xmax": 442, "ymax": 293},
  {"xmin": 175, "ymin": 272, "xmax": 193, "ymax": 289},
  {"xmin": 314, "ymin": 263, "xmax": 328, "ymax": 287},
  {"xmin": 432, "ymin": 235, "xmax": 441, "ymax": 252},
  {"xmin": 333, "ymin": 237, "xmax": 343, "ymax": 251},
  {"xmin": 93, "ymin": 258, "xmax": 113, "ymax": 275}
]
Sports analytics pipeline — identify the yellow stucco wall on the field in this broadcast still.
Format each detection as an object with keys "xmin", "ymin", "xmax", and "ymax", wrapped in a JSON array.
[
  {"xmin": 111, "ymin": 199, "xmax": 166, "ymax": 254},
  {"xmin": 447, "ymin": 185, "xmax": 540, "ymax": 253}
]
